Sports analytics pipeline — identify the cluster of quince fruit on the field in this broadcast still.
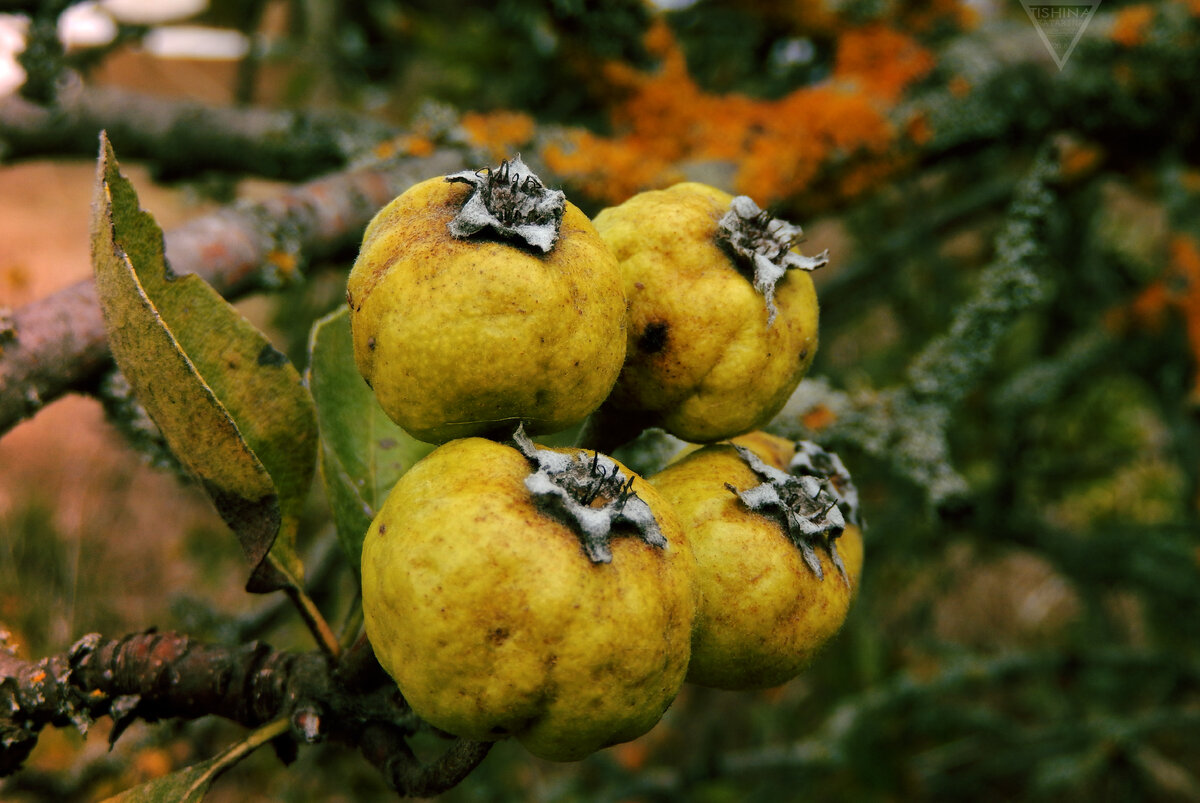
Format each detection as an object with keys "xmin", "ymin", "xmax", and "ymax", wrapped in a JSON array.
[{"xmin": 347, "ymin": 157, "xmax": 863, "ymax": 762}]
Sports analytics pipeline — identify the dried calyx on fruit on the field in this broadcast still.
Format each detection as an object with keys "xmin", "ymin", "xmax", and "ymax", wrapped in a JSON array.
[
  {"xmin": 726, "ymin": 444, "xmax": 848, "ymax": 583},
  {"xmin": 790, "ymin": 439, "xmax": 862, "ymax": 529},
  {"xmin": 716, "ymin": 196, "xmax": 829, "ymax": 325},
  {"xmin": 513, "ymin": 426, "xmax": 666, "ymax": 564},
  {"xmin": 445, "ymin": 156, "xmax": 565, "ymax": 253}
]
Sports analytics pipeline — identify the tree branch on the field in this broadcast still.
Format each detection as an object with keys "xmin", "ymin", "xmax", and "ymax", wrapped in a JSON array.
[
  {"xmin": 0, "ymin": 148, "xmax": 466, "ymax": 437},
  {"xmin": 360, "ymin": 723, "xmax": 494, "ymax": 798},
  {"xmin": 0, "ymin": 82, "xmax": 398, "ymax": 180},
  {"xmin": 0, "ymin": 632, "xmax": 330, "ymax": 775},
  {"xmin": 0, "ymin": 630, "xmax": 488, "ymax": 796}
]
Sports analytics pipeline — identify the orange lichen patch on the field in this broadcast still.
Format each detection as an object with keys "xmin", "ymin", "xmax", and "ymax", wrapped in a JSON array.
[
  {"xmin": 611, "ymin": 738, "xmax": 650, "ymax": 771},
  {"xmin": 1120, "ymin": 235, "xmax": 1200, "ymax": 399},
  {"xmin": 403, "ymin": 135, "xmax": 435, "ymax": 158},
  {"xmin": 948, "ymin": 75, "xmax": 971, "ymax": 98},
  {"xmin": 0, "ymin": 262, "xmax": 31, "ymax": 304},
  {"xmin": 801, "ymin": 403, "xmax": 838, "ymax": 431},
  {"xmin": 265, "ymin": 249, "xmax": 298, "ymax": 278},
  {"xmin": 132, "ymin": 746, "xmax": 174, "ymax": 780},
  {"xmin": 541, "ymin": 19, "xmax": 911, "ymax": 207},
  {"xmin": 736, "ymin": 86, "xmax": 895, "ymax": 202},
  {"xmin": 1057, "ymin": 139, "xmax": 1104, "ymax": 183},
  {"xmin": 542, "ymin": 130, "xmax": 682, "ymax": 204},
  {"xmin": 1126, "ymin": 281, "xmax": 1170, "ymax": 328},
  {"xmin": 1111, "ymin": 3, "xmax": 1156, "ymax": 47},
  {"xmin": 1172, "ymin": 235, "xmax": 1200, "ymax": 399},
  {"xmin": 838, "ymin": 159, "xmax": 905, "ymax": 200},
  {"xmin": 461, "ymin": 110, "xmax": 536, "ymax": 162},
  {"xmin": 833, "ymin": 24, "xmax": 936, "ymax": 102},
  {"xmin": 906, "ymin": 112, "xmax": 934, "ymax": 146},
  {"xmin": 372, "ymin": 139, "xmax": 398, "ymax": 160},
  {"xmin": 372, "ymin": 134, "xmax": 435, "ymax": 160},
  {"xmin": 642, "ymin": 14, "xmax": 676, "ymax": 57}
]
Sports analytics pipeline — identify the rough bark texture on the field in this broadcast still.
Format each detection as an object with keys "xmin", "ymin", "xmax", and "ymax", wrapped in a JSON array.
[
  {"xmin": 0, "ymin": 631, "xmax": 491, "ymax": 796},
  {"xmin": 0, "ymin": 83, "xmax": 396, "ymax": 180}
]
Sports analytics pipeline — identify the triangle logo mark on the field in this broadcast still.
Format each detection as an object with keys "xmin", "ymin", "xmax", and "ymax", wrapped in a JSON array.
[{"xmin": 1020, "ymin": 0, "xmax": 1102, "ymax": 70}]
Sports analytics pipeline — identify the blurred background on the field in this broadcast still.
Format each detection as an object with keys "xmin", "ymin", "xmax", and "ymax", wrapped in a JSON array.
[{"xmin": 1, "ymin": 0, "xmax": 1198, "ymax": 800}]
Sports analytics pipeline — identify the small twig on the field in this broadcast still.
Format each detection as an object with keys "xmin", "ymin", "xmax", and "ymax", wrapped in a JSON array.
[
  {"xmin": 270, "ymin": 555, "xmax": 341, "ymax": 661},
  {"xmin": 360, "ymin": 723, "xmax": 494, "ymax": 799}
]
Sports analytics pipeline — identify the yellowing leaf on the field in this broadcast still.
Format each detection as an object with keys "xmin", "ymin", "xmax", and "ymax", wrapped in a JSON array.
[{"xmin": 90, "ymin": 133, "xmax": 317, "ymax": 591}]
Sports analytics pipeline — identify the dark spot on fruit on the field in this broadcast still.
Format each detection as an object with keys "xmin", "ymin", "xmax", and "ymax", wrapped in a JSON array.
[
  {"xmin": 378, "ymin": 523, "xmax": 387, "ymax": 535},
  {"xmin": 367, "ymin": 336, "xmax": 376, "ymax": 351},
  {"xmin": 636, "ymin": 321, "xmax": 669, "ymax": 354},
  {"xmin": 798, "ymin": 347, "xmax": 809, "ymax": 362},
  {"xmin": 488, "ymin": 627, "xmax": 510, "ymax": 645},
  {"xmin": 257, "ymin": 343, "xmax": 288, "ymax": 367}
]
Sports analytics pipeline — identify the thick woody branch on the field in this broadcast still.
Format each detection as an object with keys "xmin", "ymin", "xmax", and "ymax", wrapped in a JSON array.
[
  {"xmin": 0, "ymin": 83, "xmax": 397, "ymax": 180},
  {"xmin": 0, "ymin": 148, "xmax": 467, "ymax": 436},
  {"xmin": 0, "ymin": 632, "xmax": 331, "ymax": 775},
  {"xmin": 0, "ymin": 631, "xmax": 487, "ymax": 796}
]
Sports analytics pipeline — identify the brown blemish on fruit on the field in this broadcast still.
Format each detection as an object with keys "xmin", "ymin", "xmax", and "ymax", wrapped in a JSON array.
[{"xmin": 636, "ymin": 321, "xmax": 669, "ymax": 355}]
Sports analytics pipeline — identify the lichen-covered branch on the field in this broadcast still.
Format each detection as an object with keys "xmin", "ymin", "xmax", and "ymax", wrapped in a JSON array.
[
  {"xmin": 0, "ymin": 632, "xmax": 332, "ymax": 776},
  {"xmin": 0, "ymin": 148, "xmax": 466, "ymax": 437},
  {"xmin": 0, "ymin": 630, "xmax": 487, "ymax": 796},
  {"xmin": 0, "ymin": 83, "xmax": 397, "ymax": 180},
  {"xmin": 778, "ymin": 151, "xmax": 1058, "ymax": 511}
]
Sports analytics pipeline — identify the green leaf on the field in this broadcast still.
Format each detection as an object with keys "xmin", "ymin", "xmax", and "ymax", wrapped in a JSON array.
[
  {"xmin": 90, "ymin": 133, "xmax": 317, "ymax": 592},
  {"xmin": 306, "ymin": 307, "xmax": 432, "ymax": 571},
  {"xmin": 100, "ymin": 719, "xmax": 288, "ymax": 803}
]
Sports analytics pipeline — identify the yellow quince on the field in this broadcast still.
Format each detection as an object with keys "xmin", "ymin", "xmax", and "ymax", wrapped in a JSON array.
[
  {"xmin": 650, "ymin": 432, "xmax": 862, "ymax": 689},
  {"xmin": 593, "ymin": 183, "xmax": 826, "ymax": 443},
  {"xmin": 361, "ymin": 430, "xmax": 698, "ymax": 761},
  {"xmin": 347, "ymin": 158, "xmax": 626, "ymax": 443}
]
